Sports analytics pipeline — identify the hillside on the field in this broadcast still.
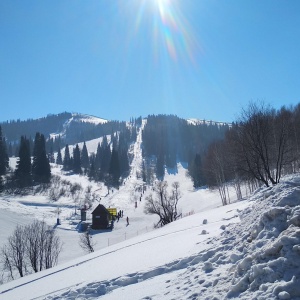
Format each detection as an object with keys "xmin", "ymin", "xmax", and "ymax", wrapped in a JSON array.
[
  {"xmin": 0, "ymin": 119, "xmax": 300, "ymax": 299},
  {"xmin": 1, "ymin": 172, "xmax": 300, "ymax": 299},
  {"xmin": 0, "ymin": 112, "xmax": 124, "ymax": 153}
]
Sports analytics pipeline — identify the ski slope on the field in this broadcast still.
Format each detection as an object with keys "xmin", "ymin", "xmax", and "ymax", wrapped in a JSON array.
[
  {"xmin": 1, "ymin": 120, "xmax": 299, "ymax": 299},
  {"xmin": 0, "ymin": 199, "xmax": 248, "ymax": 300}
]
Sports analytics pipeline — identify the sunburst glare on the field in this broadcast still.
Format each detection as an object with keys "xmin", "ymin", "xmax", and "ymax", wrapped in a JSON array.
[{"xmin": 130, "ymin": 0, "xmax": 199, "ymax": 64}]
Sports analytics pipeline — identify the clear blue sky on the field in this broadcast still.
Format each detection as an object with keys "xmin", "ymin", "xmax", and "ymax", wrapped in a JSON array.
[{"xmin": 1, "ymin": 0, "xmax": 300, "ymax": 123}]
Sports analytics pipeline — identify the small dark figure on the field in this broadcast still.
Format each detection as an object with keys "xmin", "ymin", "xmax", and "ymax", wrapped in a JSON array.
[
  {"xmin": 126, "ymin": 216, "xmax": 129, "ymax": 226},
  {"xmin": 135, "ymin": 201, "xmax": 137, "ymax": 208},
  {"xmin": 122, "ymin": 210, "xmax": 124, "ymax": 217}
]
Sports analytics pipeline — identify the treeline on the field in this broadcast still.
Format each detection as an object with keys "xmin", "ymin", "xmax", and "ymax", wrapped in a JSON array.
[
  {"xmin": 0, "ymin": 112, "xmax": 72, "ymax": 143},
  {"xmin": 6, "ymin": 121, "xmax": 132, "ymax": 158},
  {"xmin": 142, "ymin": 114, "xmax": 230, "ymax": 179},
  {"xmin": 192, "ymin": 102, "xmax": 300, "ymax": 205},
  {"xmin": 1, "ymin": 112, "xmax": 140, "ymax": 157},
  {"xmin": 64, "ymin": 119, "xmax": 132, "ymax": 145},
  {"xmin": 1, "ymin": 132, "xmax": 51, "ymax": 192},
  {"xmin": 0, "ymin": 118, "xmax": 139, "ymax": 192}
]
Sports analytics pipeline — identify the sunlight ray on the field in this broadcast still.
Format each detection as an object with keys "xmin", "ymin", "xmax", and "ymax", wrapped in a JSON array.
[{"xmin": 128, "ymin": 0, "xmax": 200, "ymax": 64}]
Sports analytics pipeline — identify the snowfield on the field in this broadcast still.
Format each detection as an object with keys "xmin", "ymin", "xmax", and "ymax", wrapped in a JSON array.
[
  {"xmin": 1, "ymin": 123, "xmax": 300, "ymax": 299},
  {"xmin": 1, "ymin": 174, "xmax": 300, "ymax": 299}
]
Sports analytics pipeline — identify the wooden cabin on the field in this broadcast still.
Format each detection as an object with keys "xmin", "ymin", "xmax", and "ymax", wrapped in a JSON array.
[{"xmin": 91, "ymin": 204, "xmax": 111, "ymax": 229}]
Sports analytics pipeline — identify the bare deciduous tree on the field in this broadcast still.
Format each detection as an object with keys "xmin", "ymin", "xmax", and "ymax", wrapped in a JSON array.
[
  {"xmin": 2, "ymin": 245, "xmax": 15, "ymax": 280},
  {"xmin": 144, "ymin": 181, "xmax": 181, "ymax": 227},
  {"xmin": 232, "ymin": 102, "xmax": 294, "ymax": 187},
  {"xmin": 44, "ymin": 229, "xmax": 62, "ymax": 269},
  {"xmin": 204, "ymin": 141, "xmax": 231, "ymax": 206},
  {"xmin": 2, "ymin": 225, "xmax": 26, "ymax": 278},
  {"xmin": 25, "ymin": 220, "xmax": 42, "ymax": 273},
  {"xmin": 79, "ymin": 230, "xmax": 96, "ymax": 253},
  {"xmin": 70, "ymin": 183, "xmax": 83, "ymax": 215},
  {"xmin": 1, "ymin": 220, "xmax": 62, "ymax": 281}
]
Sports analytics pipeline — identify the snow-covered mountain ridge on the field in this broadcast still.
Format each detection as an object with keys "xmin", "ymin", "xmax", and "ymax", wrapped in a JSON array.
[{"xmin": 49, "ymin": 113, "xmax": 107, "ymax": 139}]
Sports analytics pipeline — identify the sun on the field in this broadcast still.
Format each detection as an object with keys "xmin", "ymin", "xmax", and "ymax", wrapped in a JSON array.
[
  {"xmin": 151, "ymin": 0, "xmax": 196, "ymax": 62},
  {"xmin": 152, "ymin": 0, "xmax": 172, "ymax": 17},
  {"xmin": 121, "ymin": 0, "xmax": 199, "ymax": 64}
]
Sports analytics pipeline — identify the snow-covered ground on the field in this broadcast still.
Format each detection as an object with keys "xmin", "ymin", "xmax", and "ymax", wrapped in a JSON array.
[{"xmin": 1, "ymin": 124, "xmax": 300, "ymax": 299}]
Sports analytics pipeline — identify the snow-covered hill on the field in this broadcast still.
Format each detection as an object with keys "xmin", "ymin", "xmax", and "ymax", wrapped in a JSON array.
[
  {"xmin": 1, "ymin": 121, "xmax": 300, "ymax": 299},
  {"xmin": 49, "ymin": 113, "xmax": 107, "ymax": 140},
  {"xmin": 1, "ymin": 175, "xmax": 300, "ymax": 299}
]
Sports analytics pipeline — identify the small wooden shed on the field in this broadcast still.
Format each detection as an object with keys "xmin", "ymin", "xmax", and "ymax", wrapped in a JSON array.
[
  {"xmin": 80, "ymin": 208, "xmax": 87, "ymax": 221},
  {"xmin": 91, "ymin": 204, "xmax": 111, "ymax": 229}
]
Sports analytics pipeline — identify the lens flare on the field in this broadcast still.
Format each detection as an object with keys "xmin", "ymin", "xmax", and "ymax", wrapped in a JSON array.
[{"xmin": 131, "ymin": 0, "xmax": 200, "ymax": 64}]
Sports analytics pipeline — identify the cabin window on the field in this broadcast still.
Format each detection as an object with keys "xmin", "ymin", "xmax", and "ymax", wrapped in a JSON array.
[{"xmin": 95, "ymin": 216, "xmax": 100, "ymax": 219}]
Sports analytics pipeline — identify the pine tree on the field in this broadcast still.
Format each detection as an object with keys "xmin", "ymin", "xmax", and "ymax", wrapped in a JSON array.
[
  {"xmin": 95, "ymin": 143, "xmax": 101, "ymax": 171},
  {"xmin": 48, "ymin": 147, "xmax": 55, "ymax": 163},
  {"xmin": 189, "ymin": 153, "xmax": 206, "ymax": 188},
  {"xmin": 109, "ymin": 148, "xmax": 120, "ymax": 187},
  {"xmin": 142, "ymin": 161, "xmax": 147, "ymax": 182},
  {"xmin": 102, "ymin": 145, "xmax": 111, "ymax": 175},
  {"xmin": 89, "ymin": 156, "xmax": 96, "ymax": 180},
  {"xmin": 101, "ymin": 139, "xmax": 111, "ymax": 174},
  {"xmin": 63, "ymin": 145, "xmax": 71, "ymax": 171},
  {"xmin": 118, "ymin": 148, "xmax": 129, "ymax": 176},
  {"xmin": 118, "ymin": 131, "xmax": 130, "ymax": 176},
  {"xmin": 15, "ymin": 136, "xmax": 32, "ymax": 187},
  {"xmin": 56, "ymin": 148, "xmax": 63, "ymax": 165},
  {"xmin": 32, "ymin": 133, "xmax": 51, "ymax": 183},
  {"xmin": 0, "ymin": 126, "xmax": 9, "ymax": 175},
  {"xmin": 73, "ymin": 144, "xmax": 82, "ymax": 174},
  {"xmin": 156, "ymin": 153, "xmax": 165, "ymax": 179},
  {"xmin": 81, "ymin": 142, "xmax": 89, "ymax": 169},
  {"xmin": 0, "ymin": 174, "xmax": 3, "ymax": 192},
  {"xmin": 8, "ymin": 142, "xmax": 13, "ymax": 157}
]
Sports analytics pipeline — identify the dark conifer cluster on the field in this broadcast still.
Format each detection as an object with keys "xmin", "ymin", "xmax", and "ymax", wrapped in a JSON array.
[
  {"xmin": 0, "ymin": 126, "xmax": 9, "ymax": 176},
  {"xmin": 0, "ymin": 112, "xmax": 240, "ymax": 194},
  {"xmin": 32, "ymin": 133, "xmax": 51, "ymax": 183},
  {"xmin": 142, "ymin": 115, "xmax": 230, "ymax": 182},
  {"xmin": 1, "ymin": 112, "xmax": 72, "ymax": 146},
  {"xmin": 1, "ymin": 113, "xmax": 133, "ymax": 159},
  {"xmin": 88, "ymin": 127, "xmax": 135, "ymax": 187},
  {"xmin": 14, "ymin": 136, "xmax": 32, "ymax": 187},
  {"xmin": 12, "ymin": 133, "xmax": 51, "ymax": 188},
  {"xmin": 52, "ymin": 125, "xmax": 137, "ymax": 188}
]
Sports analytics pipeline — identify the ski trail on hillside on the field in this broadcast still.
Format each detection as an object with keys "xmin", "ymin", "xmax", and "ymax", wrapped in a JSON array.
[
  {"xmin": 103, "ymin": 120, "xmax": 146, "ymax": 211},
  {"xmin": 130, "ymin": 119, "xmax": 145, "ymax": 182}
]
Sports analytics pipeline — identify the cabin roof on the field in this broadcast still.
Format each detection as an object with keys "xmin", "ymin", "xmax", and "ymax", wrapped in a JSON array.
[{"xmin": 91, "ymin": 204, "xmax": 110, "ymax": 215}]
